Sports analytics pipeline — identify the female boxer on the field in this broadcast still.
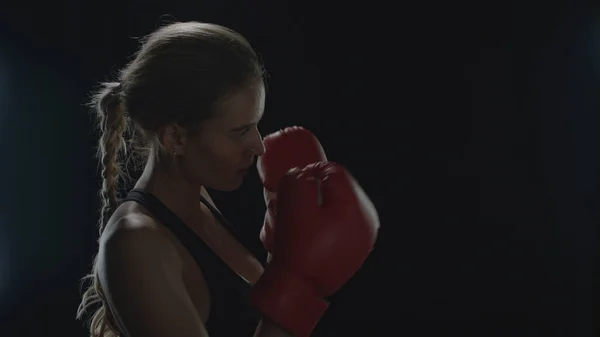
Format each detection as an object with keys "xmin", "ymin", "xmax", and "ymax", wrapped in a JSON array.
[
  {"xmin": 76, "ymin": 21, "xmax": 293, "ymax": 337},
  {"xmin": 77, "ymin": 21, "xmax": 379, "ymax": 337}
]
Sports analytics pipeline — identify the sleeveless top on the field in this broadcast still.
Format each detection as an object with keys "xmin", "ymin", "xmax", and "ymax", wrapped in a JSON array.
[{"xmin": 123, "ymin": 189, "xmax": 263, "ymax": 337}]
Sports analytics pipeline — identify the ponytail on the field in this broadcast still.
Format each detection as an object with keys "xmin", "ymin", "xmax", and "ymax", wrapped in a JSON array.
[
  {"xmin": 96, "ymin": 82, "xmax": 127, "ymax": 232},
  {"xmin": 77, "ymin": 82, "xmax": 127, "ymax": 337}
]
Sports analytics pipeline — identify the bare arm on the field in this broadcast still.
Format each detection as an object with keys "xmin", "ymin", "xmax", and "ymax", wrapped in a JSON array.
[{"xmin": 97, "ymin": 217, "xmax": 209, "ymax": 337}]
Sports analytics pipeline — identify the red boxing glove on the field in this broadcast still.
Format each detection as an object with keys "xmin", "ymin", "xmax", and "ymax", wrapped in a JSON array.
[
  {"xmin": 250, "ymin": 162, "xmax": 380, "ymax": 337},
  {"xmin": 257, "ymin": 126, "xmax": 328, "ymax": 252}
]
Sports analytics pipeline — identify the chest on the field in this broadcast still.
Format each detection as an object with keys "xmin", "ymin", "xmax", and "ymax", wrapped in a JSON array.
[{"xmin": 171, "ymin": 210, "xmax": 264, "ymax": 323}]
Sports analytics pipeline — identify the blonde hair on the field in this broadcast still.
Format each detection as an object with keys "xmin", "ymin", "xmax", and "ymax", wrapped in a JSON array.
[
  {"xmin": 77, "ymin": 82, "xmax": 127, "ymax": 337},
  {"xmin": 76, "ymin": 21, "xmax": 264, "ymax": 337}
]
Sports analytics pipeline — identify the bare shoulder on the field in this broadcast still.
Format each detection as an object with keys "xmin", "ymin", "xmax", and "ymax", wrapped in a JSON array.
[
  {"xmin": 102, "ymin": 204, "xmax": 163, "ymax": 238},
  {"xmin": 96, "ymin": 205, "xmax": 208, "ymax": 337},
  {"xmin": 99, "ymin": 207, "xmax": 181, "ymax": 272}
]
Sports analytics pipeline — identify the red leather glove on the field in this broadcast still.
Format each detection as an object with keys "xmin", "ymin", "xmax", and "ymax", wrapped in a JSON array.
[
  {"xmin": 257, "ymin": 126, "xmax": 328, "ymax": 252},
  {"xmin": 250, "ymin": 162, "xmax": 380, "ymax": 337}
]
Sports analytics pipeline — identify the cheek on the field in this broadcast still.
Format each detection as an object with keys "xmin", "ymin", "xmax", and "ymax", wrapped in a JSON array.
[{"xmin": 199, "ymin": 137, "xmax": 246, "ymax": 168}]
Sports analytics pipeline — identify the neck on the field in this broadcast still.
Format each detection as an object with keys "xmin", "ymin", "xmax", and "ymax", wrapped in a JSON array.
[{"xmin": 134, "ymin": 151, "xmax": 203, "ymax": 219}]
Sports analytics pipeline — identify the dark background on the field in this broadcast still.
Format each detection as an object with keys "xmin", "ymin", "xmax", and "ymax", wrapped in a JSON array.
[{"xmin": 0, "ymin": 1, "xmax": 597, "ymax": 336}]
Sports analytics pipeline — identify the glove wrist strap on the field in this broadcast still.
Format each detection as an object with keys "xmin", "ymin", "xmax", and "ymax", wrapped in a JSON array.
[{"xmin": 250, "ymin": 264, "xmax": 329, "ymax": 337}]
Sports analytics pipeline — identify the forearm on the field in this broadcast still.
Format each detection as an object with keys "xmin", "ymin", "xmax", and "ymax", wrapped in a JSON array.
[{"xmin": 253, "ymin": 319, "xmax": 294, "ymax": 337}]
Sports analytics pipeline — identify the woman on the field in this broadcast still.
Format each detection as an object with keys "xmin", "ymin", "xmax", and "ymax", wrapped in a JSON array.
[{"xmin": 77, "ymin": 21, "xmax": 290, "ymax": 337}]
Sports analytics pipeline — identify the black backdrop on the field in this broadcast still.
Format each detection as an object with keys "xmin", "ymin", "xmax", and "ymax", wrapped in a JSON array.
[{"xmin": 0, "ymin": 0, "xmax": 597, "ymax": 336}]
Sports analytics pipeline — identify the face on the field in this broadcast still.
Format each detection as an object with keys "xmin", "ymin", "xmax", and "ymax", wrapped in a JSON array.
[{"xmin": 180, "ymin": 80, "xmax": 266, "ymax": 191}]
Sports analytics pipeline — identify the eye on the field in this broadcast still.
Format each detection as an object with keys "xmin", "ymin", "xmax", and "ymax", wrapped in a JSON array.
[{"xmin": 239, "ymin": 127, "xmax": 251, "ymax": 137}]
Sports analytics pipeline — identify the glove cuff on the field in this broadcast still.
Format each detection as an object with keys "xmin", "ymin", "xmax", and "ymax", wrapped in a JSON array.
[{"xmin": 250, "ymin": 264, "xmax": 329, "ymax": 337}]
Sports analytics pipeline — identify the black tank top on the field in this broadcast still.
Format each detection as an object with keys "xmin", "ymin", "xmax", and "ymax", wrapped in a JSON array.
[{"xmin": 123, "ymin": 189, "xmax": 263, "ymax": 337}]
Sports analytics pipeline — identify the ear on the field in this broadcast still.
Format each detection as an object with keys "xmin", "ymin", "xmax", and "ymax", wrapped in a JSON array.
[{"xmin": 158, "ymin": 123, "xmax": 188, "ymax": 155}]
